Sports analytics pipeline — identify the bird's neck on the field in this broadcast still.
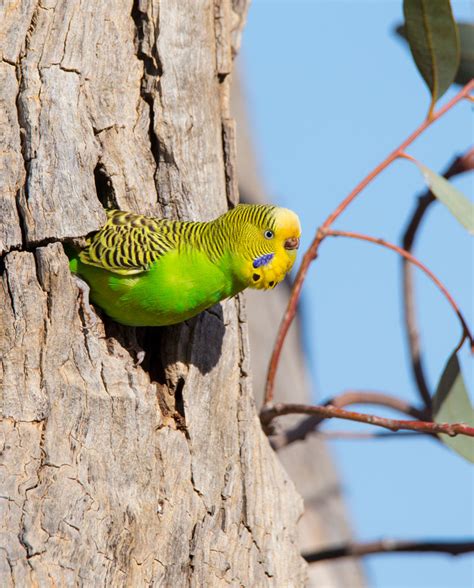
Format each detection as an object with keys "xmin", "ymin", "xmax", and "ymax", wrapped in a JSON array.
[
  {"xmin": 194, "ymin": 218, "xmax": 248, "ymax": 290},
  {"xmin": 194, "ymin": 217, "xmax": 238, "ymax": 259}
]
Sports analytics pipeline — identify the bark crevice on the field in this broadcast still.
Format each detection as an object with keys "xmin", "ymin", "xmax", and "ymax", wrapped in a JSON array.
[{"xmin": 131, "ymin": 1, "xmax": 163, "ymax": 191}]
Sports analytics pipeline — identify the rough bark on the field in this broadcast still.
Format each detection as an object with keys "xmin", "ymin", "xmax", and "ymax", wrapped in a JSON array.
[{"xmin": 0, "ymin": 2, "xmax": 306, "ymax": 586}]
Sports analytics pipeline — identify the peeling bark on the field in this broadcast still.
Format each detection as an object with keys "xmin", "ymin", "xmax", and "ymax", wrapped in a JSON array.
[{"xmin": 0, "ymin": 1, "xmax": 306, "ymax": 586}]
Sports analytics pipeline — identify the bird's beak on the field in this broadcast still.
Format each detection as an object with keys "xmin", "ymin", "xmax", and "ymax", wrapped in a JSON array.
[{"xmin": 284, "ymin": 237, "xmax": 300, "ymax": 251}]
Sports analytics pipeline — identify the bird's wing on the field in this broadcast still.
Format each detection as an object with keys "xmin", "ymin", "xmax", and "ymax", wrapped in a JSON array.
[{"xmin": 79, "ymin": 210, "xmax": 178, "ymax": 275}]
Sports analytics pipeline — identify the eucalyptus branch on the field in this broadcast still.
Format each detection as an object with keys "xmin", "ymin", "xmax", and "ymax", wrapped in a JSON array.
[
  {"xmin": 267, "ymin": 389, "xmax": 429, "ymax": 450},
  {"xmin": 260, "ymin": 402, "xmax": 474, "ymax": 439},
  {"xmin": 401, "ymin": 147, "xmax": 474, "ymax": 409},
  {"xmin": 303, "ymin": 539, "xmax": 474, "ymax": 563},
  {"xmin": 315, "ymin": 430, "xmax": 426, "ymax": 440},
  {"xmin": 263, "ymin": 80, "xmax": 474, "ymax": 407}
]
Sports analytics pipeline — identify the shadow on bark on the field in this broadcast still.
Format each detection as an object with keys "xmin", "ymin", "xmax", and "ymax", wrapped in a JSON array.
[{"xmin": 102, "ymin": 304, "xmax": 226, "ymax": 382}]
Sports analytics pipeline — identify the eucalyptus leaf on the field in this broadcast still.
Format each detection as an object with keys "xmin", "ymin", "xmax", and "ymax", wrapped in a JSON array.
[
  {"xmin": 410, "ymin": 159, "xmax": 474, "ymax": 234},
  {"xmin": 396, "ymin": 21, "xmax": 473, "ymax": 87},
  {"xmin": 433, "ymin": 352, "xmax": 474, "ymax": 463},
  {"xmin": 455, "ymin": 22, "xmax": 474, "ymax": 86},
  {"xmin": 403, "ymin": 0, "xmax": 460, "ymax": 115}
]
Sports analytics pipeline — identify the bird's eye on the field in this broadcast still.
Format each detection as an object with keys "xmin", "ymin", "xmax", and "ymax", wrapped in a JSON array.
[{"xmin": 264, "ymin": 230, "xmax": 274, "ymax": 239}]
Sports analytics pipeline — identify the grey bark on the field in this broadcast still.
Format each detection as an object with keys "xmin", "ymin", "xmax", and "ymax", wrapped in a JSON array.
[{"xmin": 0, "ymin": 2, "xmax": 307, "ymax": 586}]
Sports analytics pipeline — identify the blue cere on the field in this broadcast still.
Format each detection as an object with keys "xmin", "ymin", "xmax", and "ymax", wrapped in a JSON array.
[{"xmin": 253, "ymin": 253, "xmax": 274, "ymax": 268}]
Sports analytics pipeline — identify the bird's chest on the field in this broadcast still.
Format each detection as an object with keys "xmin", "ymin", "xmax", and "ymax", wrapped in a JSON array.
[{"xmin": 142, "ymin": 249, "xmax": 236, "ymax": 314}]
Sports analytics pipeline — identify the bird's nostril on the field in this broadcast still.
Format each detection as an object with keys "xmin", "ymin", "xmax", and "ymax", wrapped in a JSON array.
[{"xmin": 284, "ymin": 237, "xmax": 300, "ymax": 250}]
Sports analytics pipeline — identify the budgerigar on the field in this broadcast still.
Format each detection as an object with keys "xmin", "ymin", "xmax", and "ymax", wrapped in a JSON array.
[{"xmin": 68, "ymin": 204, "xmax": 301, "ymax": 327}]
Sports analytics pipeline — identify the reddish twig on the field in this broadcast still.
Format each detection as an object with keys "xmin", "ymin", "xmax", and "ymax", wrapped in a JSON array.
[
  {"xmin": 303, "ymin": 539, "xmax": 474, "ymax": 563},
  {"xmin": 260, "ymin": 402, "xmax": 474, "ymax": 438},
  {"xmin": 268, "ymin": 389, "xmax": 429, "ymax": 450},
  {"xmin": 324, "ymin": 229, "xmax": 474, "ymax": 350},
  {"xmin": 263, "ymin": 80, "xmax": 474, "ymax": 406},
  {"xmin": 401, "ymin": 148, "xmax": 474, "ymax": 409},
  {"xmin": 314, "ymin": 430, "xmax": 426, "ymax": 440}
]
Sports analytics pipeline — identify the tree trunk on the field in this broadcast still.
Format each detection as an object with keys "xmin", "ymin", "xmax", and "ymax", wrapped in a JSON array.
[{"xmin": 0, "ymin": 1, "xmax": 306, "ymax": 585}]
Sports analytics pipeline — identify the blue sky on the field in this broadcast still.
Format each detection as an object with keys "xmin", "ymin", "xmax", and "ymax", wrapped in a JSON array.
[{"xmin": 240, "ymin": 1, "xmax": 473, "ymax": 587}]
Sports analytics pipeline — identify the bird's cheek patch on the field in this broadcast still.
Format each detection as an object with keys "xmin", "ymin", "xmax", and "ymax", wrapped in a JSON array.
[{"xmin": 252, "ymin": 253, "xmax": 274, "ymax": 269}]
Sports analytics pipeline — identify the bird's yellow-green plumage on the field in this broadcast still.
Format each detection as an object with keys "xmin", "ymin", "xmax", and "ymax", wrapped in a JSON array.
[{"xmin": 68, "ymin": 204, "xmax": 301, "ymax": 326}]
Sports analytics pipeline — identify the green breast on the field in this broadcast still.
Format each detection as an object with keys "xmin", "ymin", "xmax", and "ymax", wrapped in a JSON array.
[{"xmin": 73, "ymin": 248, "xmax": 245, "ymax": 326}]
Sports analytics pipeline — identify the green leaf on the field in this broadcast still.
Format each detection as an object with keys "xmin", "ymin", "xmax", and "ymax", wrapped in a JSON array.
[
  {"xmin": 410, "ymin": 159, "xmax": 474, "ymax": 234},
  {"xmin": 455, "ymin": 22, "xmax": 474, "ymax": 86},
  {"xmin": 395, "ymin": 20, "xmax": 473, "ymax": 87},
  {"xmin": 433, "ymin": 352, "xmax": 474, "ymax": 463},
  {"xmin": 403, "ymin": 0, "xmax": 460, "ymax": 116}
]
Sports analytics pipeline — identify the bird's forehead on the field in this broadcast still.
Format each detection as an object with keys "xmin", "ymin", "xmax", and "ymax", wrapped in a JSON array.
[{"xmin": 273, "ymin": 207, "xmax": 301, "ymax": 236}]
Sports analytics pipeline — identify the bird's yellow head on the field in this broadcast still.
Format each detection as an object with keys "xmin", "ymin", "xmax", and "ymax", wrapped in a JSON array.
[{"xmin": 222, "ymin": 204, "xmax": 301, "ymax": 290}]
